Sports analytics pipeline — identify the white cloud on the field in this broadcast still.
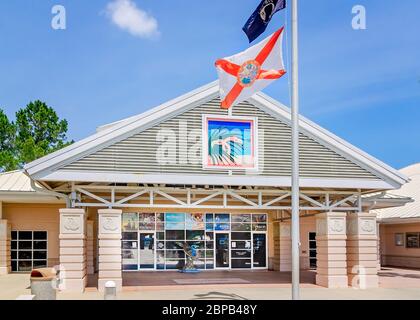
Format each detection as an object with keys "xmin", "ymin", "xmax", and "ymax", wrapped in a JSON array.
[{"xmin": 106, "ymin": 0, "xmax": 159, "ymax": 39}]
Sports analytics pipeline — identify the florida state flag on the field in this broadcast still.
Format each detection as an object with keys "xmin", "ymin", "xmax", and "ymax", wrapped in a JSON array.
[{"xmin": 215, "ymin": 27, "xmax": 286, "ymax": 109}]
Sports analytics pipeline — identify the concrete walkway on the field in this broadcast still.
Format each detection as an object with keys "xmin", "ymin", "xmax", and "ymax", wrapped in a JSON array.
[{"xmin": 1, "ymin": 267, "xmax": 420, "ymax": 300}]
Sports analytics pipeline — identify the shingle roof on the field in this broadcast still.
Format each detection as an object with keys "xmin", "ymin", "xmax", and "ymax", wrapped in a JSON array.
[{"xmin": 376, "ymin": 163, "xmax": 420, "ymax": 220}]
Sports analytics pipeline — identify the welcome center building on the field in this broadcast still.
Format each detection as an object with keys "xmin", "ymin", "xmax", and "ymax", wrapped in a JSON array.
[{"xmin": 0, "ymin": 81, "xmax": 412, "ymax": 292}]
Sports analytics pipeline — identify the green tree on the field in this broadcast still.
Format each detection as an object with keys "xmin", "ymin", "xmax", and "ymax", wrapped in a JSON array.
[
  {"xmin": 0, "ymin": 101, "xmax": 73, "ymax": 172},
  {"xmin": 0, "ymin": 109, "xmax": 18, "ymax": 171},
  {"xmin": 15, "ymin": 100, "xmax": 73, "ymax": 165}
]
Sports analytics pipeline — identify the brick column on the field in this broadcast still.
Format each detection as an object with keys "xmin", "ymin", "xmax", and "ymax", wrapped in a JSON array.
[
  {"xmin": 279, "ymin": 222, "xmax": 292, "ymax": 271},
  {"xmin": 98, "ymin": 209, "xmax": 122, "ymax": 292},
  {"xmin": 316, "ymin": 212, "xmax": 348, "ymax": 288},
  {"xmin": 86, "ymin": 220, "xmax": 95, "ymax": 275},
  {"xmin": 347, "ymin": 212, "xmax": 379, "ymax": 288},
  {"xmin": 0, "ymin": 220, "xmax": 11, "ymax": 275},
  {"xmin": 59, "ymin": 208, "xmax": 87, "ymax": 292}
]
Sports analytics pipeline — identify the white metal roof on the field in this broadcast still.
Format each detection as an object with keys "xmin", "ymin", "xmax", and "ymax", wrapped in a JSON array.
[
  {"xmin": 0, "ymin": 170, "xmax": 63, "ymax": 203},
  {"xmin": 23, "ymin": 81, "xmax": 409, "ymax": 189},
  {"xmin": 376, "ymin": 163, "xmax": 420, "ymax": 220},
  {"xmin": 0, "ymin": 170, "xmax": 37, "ymax": 192}
]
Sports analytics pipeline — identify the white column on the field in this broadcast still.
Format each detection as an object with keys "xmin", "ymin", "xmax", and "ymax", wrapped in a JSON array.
[
  {"xmin": 98, "ymin": 209, "xmax": 122, "ymax": 292},
  {"xmin": 59, "ymin": 208, "xmax": 87, "ymax": 292},
  {"xmin": 0, "ymin": 219, "xmax": 11, "ymax": 275},
  {"xmin": 347, "ymin": 212, "xmax": 379, "ymax": 288},
  {"xmin": 377, "ymin": 222, "xmax": 381, "ymax": 271},
  {"xmin": 279, "ymin": 222, "xmax": 292, "ymax": 271},
  {"xmin": 86, "ymin": 220, "xmax": 95, "ymax": 275},
  {"xmin": 316, "ymin": 212, "xmax": 348, "ymax": 288}
]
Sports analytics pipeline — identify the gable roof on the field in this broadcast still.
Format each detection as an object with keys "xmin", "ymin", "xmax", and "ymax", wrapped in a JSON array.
[
  {"xmin": 376, "ymin": 163, "xmax": 420, "ymax": 221},
  {"xmin": 24, "ymin": 81, "xmax": 408, "ymax": 189}
]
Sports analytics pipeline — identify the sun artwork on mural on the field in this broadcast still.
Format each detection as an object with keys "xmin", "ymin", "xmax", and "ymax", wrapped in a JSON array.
[{"xmin": 206, "ymin": 117, "xmax": 255, "ymax": 169}]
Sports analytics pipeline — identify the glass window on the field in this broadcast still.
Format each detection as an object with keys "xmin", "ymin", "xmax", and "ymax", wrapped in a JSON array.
[
  {"xmin": 231, "ymin": 214, "xmax": 251, "ymax": 223},
  {"xmin": 122, "ymin": 213, "xmax": 138, "ymax": 231},
  {"xmin": 19, "ymin": 231, "xmax": 32, "ymax": 240},
  {"xmin": 165, "ymin": 213, "xmax": 185, "ymax": 230},
  {"xmin": 187, "ymin": 241, "xmax": 205, "ymax": 249},
  {"xmin": 205, "ymin": 250, "xmax": 214, "ymax": 259},
  {"xmin": 215, "ymin": 214, "xmax": 230, "ymax": 223},
  {"xmin": 11, "ymin": 231, "xmax": 48, "ymax": 272},
  {"xmin": 18, "ymin": 241, "xmax": 32, "ymax": 250},
  {"xmin": 123, "ymin": 241, "xmax": 138, "ymax": 249},
  {"xmin": 18, "ymin": 261, "xmax": 32, "ymax": 271},
  {"xmin": 232, "ymin": 232, "xmax": 251, "ymax": 240},
  {"xmin": 205, "ymin": 232, "xmax": 214, "ymax": 241},
  {"xmin": 252, "ymin": 224, "xmax": 267, "ymax": 231},
  {"xmin": 231, "ymin": 240, "xmax": 251, "ymax": 249},
  {"xmin": 252, "ymin": 214, "xmax": 267, "ymax": 223},
  {"xmin": 122, "ymin": 232, "xmax": 137, "ymax": 240},
  {"xmin": 165, "ymin": 230, "xmax": 185, "ymax": 240},
  {"xmin": 231, "ymin": 250, "xmax": 251, "ymax": 258},
  {"xmin": 33, "ymin": 241, "xmax": 47, "ymax": 250},
  {"xmin": 395, "ymin": 233, "xmax": 404, "ymax": 246},
  {"xmin": 165, "ymin": 250, "xmax": 185, "ymax": 259},
  {"xmin": 122, "ymin": 249, "xmax": 138, "ymax": 265},
  {"xmin": 186, "ymin": 213, "xmax": 204, "ymax": 230},
  {"xmin": 231, "ymin": 223, "xmax": 251, "ymax": 231},
  {"xmin": 33, "ymin": 231, "xmax": 47, "ymax": 240},
  {"xmin": 156, "ymin": 241, "xmax": 165, "ymax": 250},
  {"xmin": 186, "ymin": 230, "xmax": 204, "ymax": 240},
  {"xmin": 32, "ymin": 261, "xmax": 47, "ymax": 269},
  {"xmin": 138, "ymin": 213, "xmax": 155, "ymax": 230},
  {"xmin": 215, "ymin": 223, "xmax": 230, "ymax": 231},
  {"xmin": 165, "ymin": 241, "xmax": 184, "ymax": 250},
  {"xmin": 406, "ymin": 233, "xmax": 419, "ymax": 248},
  {"xmin": 120, "ymin": 212, "xmax": 268, "ymax": 271},
  {"xmin": 18, "ymin": 251, "xmax": 32, "ymax": 260},
  {"xmin": 231, "ymin": 259, "xmax": 251, "ymax": 269},
  {"xmin": 165, "ymin": 259, "xmax": 185, "ymax": 270},
  {"xmin": 156, "ymin": 213, "xmax": 165, "ymax": 223}
]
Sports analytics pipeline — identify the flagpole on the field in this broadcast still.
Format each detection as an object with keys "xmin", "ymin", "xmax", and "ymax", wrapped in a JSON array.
[{"xmin": 291, "ymin": 0, "xmax": 301, "ymax": 300}]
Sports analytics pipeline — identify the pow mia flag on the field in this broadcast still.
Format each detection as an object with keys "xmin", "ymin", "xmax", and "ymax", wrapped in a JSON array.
[{"xmin": 242, "ymin": 0, "xmax": 286, "ymax": 43}]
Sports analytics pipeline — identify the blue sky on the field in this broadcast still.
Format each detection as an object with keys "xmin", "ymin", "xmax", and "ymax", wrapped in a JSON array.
[{"xmin": 0, "ymin": 0, "xmax": 419, "ymax": 169}]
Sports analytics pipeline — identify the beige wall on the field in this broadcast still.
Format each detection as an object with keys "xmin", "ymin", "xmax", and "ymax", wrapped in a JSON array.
[
  {"xmin": 270, "ymin": 215, "xmax": 317, "ymax": 270},
  {"xmin": 380, "ymin": 223, "xmax": 420, "ymax": 269},
  {"xmin": 3, "ymin": 203, "xmax": 62, "ymax": 267}
]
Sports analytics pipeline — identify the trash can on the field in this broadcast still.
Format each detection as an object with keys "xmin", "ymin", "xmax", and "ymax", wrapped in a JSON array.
[
  {"xmin": 30, "ymin": 268, "xmax": 57, "ymax": 300},
  {"xmin": 104, "ymin": 281, "xmax": 117, "ymax": 300}
]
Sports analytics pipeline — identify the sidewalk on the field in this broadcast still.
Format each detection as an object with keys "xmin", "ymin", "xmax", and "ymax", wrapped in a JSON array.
[{"xmin": 2, "ymin": 267, "xmax": 420, "ymax": 300}]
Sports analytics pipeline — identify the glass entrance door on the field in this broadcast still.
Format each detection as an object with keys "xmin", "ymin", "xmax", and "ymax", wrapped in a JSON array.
[
  {"xmin": 215, "ymin": 233, "xmax": 230, "ymax": 268},
  {"xmin": 252, "ymin": 233, "xmax": 267, "ymax": 268},
  {"xmin": 139, "ymin": 232, "xmax": 155, "ymax": 269}
]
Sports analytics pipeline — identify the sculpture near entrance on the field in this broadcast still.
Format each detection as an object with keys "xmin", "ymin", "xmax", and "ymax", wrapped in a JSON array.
[{"xmin": 177, "ymin": 242, "xmax": 201, "ymax": 273}]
